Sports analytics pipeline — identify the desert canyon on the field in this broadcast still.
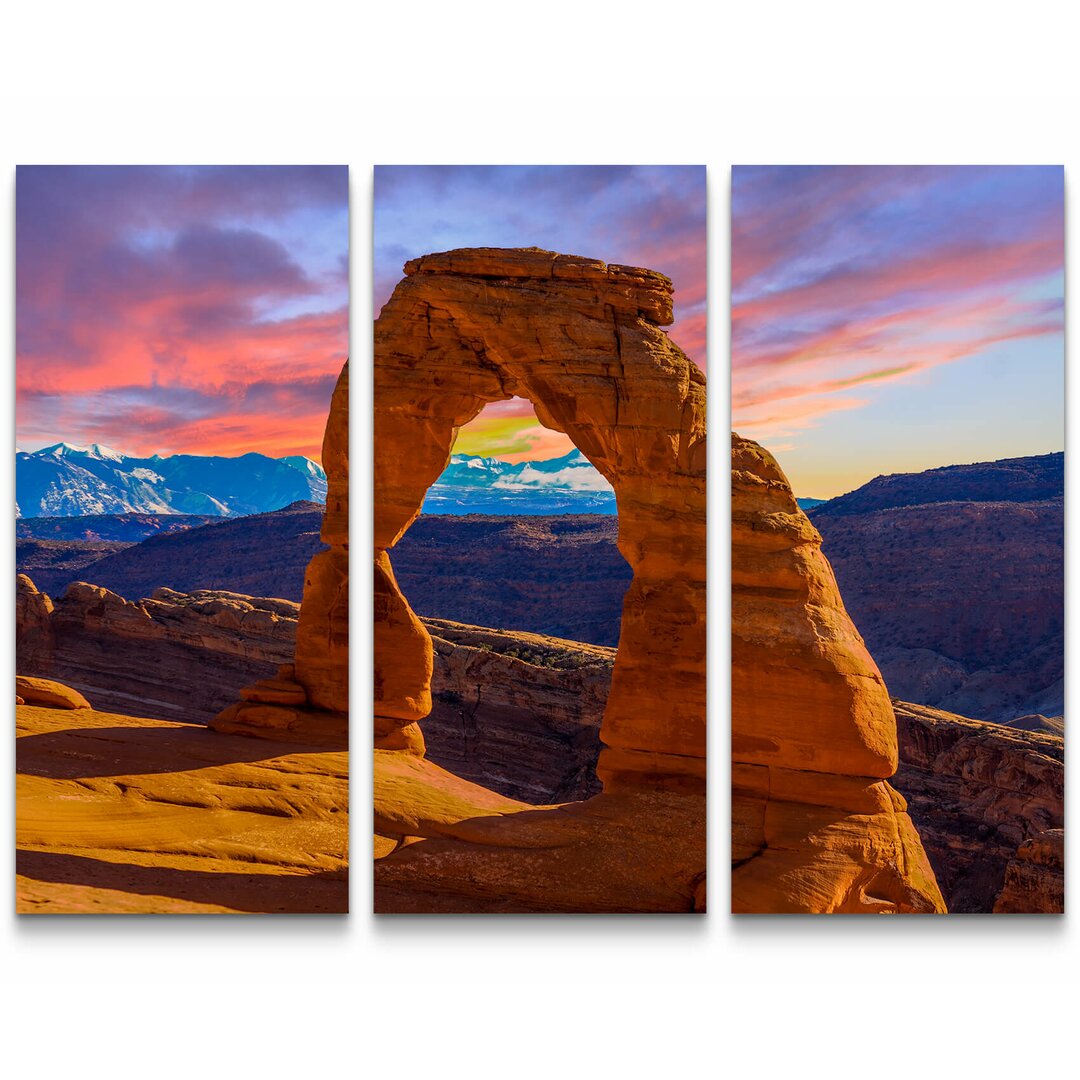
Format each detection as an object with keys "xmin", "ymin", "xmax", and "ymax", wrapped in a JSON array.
[{"xmin": 14, "ymin": 365, "xmax": 350, "ymax": 914}]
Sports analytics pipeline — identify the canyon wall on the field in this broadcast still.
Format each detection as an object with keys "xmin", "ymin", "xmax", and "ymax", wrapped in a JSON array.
[
  {"xmin": 423, "ymin": 618, "xmax": 610, "ymax": 803},
  {"xmin": 893, "ymin": 701, "xmax": 1063, "ymax": 912},
  {"xmin": 16, "ymin": 574, "xmax": 295, "ymax": 722}
]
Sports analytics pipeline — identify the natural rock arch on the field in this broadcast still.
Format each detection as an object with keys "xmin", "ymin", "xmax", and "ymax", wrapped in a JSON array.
[{"xmin": 374, "ymin": 248, "xmax": 706, "ymax": 793}]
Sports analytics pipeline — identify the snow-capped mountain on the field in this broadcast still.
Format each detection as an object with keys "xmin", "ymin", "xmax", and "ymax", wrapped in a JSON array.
[
  {"xmin": 422, "ymin": 449, "xmax": 617, "ymax": 515},
  {"xmin": 16, "ymin": 443, "xmax": 328, "ymax": 518}
]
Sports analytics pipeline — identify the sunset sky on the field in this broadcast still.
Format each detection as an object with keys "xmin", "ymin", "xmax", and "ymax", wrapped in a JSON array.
[
  {"xmin": 733, "ymin": 165, "xmax": 1064, "ymax": 498},
  {"xmin": 16, "ymin": 165, "xmax": 348, "ymax": 459},
  {"xmin": 374, "ymin": 165, "xmax": 706, "ymax": 462}
]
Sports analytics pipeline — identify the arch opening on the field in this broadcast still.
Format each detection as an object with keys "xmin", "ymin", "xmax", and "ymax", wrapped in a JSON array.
[{"xmin": 391, "ymin": 398, "xmax": 631, "ymax": 804}]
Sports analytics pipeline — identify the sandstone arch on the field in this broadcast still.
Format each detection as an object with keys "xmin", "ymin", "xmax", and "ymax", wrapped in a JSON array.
[{"xmin": 374, "ymin": 248, "xmax": 706, "ymax": 793}]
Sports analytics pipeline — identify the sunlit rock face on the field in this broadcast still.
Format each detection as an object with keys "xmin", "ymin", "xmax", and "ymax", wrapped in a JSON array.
[
  {"xmin": 374, "ymin": 248, "xmax": 706, "ymax": 791},
  {"xmin": 731, "ymin": 433, "xmax": 946, "ymax": 914},
  {"xmin": 211, "ymin": 361, "xmax": 349, "ymax": 744},
  {"xmin": 371, "ymin": 248, "xmax": 706, "ymax": 913}
]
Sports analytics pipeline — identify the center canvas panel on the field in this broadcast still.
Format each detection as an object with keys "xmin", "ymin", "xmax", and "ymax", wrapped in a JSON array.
[
  {"xmin": 15, "ymin": 165, "xmax": 349, "ymax": 914},
  {"xmin": 373, "ymin": 165, "xmax": 707, "ymax": 913}
]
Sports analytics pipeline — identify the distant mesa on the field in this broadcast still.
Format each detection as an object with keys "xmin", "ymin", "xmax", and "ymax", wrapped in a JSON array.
[
  {"xmin": 809, "ymin": 450, "xmax": 1063, "ymax": 723},
  {"xmin": 17, "ymin": 501, "xmax": 324, "ymax": 604},
  {"xmin": 796, "ymin": 497, "xmax": 826, "ymax": 511},
  {"xmin": 811, "ymin": 451, "xmax": 1063, "ymax": 517},
  {"xmin": 16, "ymin": 443, "xmax": 327, "ymax": 518}
]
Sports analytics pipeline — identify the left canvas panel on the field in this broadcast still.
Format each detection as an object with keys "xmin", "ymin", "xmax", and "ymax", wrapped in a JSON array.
[{"xmin": 15, "ymin": 165, "xmax": 350, "ymax": 914}]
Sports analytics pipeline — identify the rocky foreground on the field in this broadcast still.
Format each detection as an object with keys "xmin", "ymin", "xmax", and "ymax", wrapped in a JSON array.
[
  {"xmin": 414, "ymin": 619, "xmax": 1063, "ymax": 913},
  {"xmin": 16, "ymin": 696, "xmax": 347, "ymax": 914}
]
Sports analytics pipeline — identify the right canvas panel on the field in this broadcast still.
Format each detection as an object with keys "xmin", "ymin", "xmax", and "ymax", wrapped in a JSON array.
[{"xmin": 731, "ymin": 165, "xmax": 1064, "ymax": 914}]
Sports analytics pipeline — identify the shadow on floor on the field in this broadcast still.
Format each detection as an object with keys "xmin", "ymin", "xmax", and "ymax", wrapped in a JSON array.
[
  {"xmin": 16, "ymin": 849, "xmax": 348, "ymax": 914},
  {"xmin": 17, "ymin": 723, "xmax": 345, "ymax": 780}
]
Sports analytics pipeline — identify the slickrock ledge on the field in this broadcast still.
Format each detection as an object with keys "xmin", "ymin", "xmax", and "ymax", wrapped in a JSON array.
[
  {"xmin": 732, "ymin": 433, "xmax": 945, "ymax": 913},
  {"xmin": 16, "ymin": 703, "xmax": 347, "ymax": 914},
  {"xmin": 373, "ymin": 247, "xmax": 705, "ymax": 912},
  {"xmin": 211, "ymin": 361, "xmax": 349, "ymax": 745}
]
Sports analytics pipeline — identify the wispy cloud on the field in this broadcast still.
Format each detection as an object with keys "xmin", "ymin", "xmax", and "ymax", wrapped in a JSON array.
[
  {"xmin": 732, "ymin": 166, "xmax": 1064, "ymax": 447},
  {"xmin": 17, "ymin": 166, "xmax": 348, "ymax": 458}
]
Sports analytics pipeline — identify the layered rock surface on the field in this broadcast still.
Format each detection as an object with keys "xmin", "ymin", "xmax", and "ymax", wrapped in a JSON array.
[
  {"xmin": 16, "ymin": 574, "xmax": 296, "ymax": 723},
  {"xmin": 892, "ymin": 701, "xmax": 1063, "ymax": 912},
  {"xmin": 994, "ymin": 828, "xmax": 1064, "ymax": 913},
  {"xmin": 423, "ymin": 618, "xmax": 611, "ymax": 803},
  {"xmin": 16, "ymin": 701, "xmax": 347, "ymax": 914},
  {"xmin": 732, "ymin": 434, "xmax": 945, "ymax": 913},
  {"xmin": 373, "ymin": 248, "xmax": 705, "ymax": 912}
]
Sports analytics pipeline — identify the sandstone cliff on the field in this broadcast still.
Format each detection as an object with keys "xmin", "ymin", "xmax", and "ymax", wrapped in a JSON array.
[
  {"xmin": 16, "ymin": 574, "xmax": 297, "ymax": 723},
  {"xmin": 892, "ymin": 700, "xmax": 1063, "ymax": 912},
  {"xmin": 732, "ymin": 433, "xmax": 944, "ymax": 913},
  {"xmin": 423, "ymin": 618, "xmax": 611, "ymax": 803},
  {"xmin": 373, "ymin": 248, "xmax": 705, "ymax": 912},
  {"xmin": 994, "ymin": 828, "xmax": 1064, "ymax": 913}
]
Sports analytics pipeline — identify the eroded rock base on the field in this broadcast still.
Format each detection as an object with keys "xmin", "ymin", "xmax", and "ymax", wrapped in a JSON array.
[{"xmin": 374, "ymin": 750, "xmax": 705, "ymax": 913}]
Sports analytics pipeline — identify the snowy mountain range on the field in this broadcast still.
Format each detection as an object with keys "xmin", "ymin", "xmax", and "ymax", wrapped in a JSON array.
[
  {"xmin": 15, "ymin": 442, "xmax": 327, "ymax": 518},
  {"xmin": 422, "ymin": 449, "xmax": 617, "ymax": 515}
]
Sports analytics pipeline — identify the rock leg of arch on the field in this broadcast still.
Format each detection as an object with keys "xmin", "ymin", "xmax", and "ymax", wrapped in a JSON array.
[
  {"xmin": 373, "ymin": 248, "xmax": 707, "ymax": 911},
  {"xmin": 731, "ymin": 434, "xmax": 945, "ymax": 913},
  {"xmin": 211, "ymin": 361, "xmax": 349, "ymax": 745}
]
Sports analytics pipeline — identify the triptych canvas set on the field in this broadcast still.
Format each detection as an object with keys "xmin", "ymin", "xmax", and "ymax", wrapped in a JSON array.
[{"xmin": 13, "ymin": 164, "xmax": 1064, "ymax": 915}]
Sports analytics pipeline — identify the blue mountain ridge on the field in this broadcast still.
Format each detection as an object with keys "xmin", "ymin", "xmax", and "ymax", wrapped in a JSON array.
[
  {"xmin": 15, "ymin": 442, "xmax": 327, "ymax": 518},
  {"xmin": 422, "ymin": 448, "xmax": 617, "ymax": 515}
]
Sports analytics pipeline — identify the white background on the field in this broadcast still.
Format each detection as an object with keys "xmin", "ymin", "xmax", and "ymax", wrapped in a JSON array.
[{"xmin": 1, "ymin": 2, "xmax": 1077, "ymax": 1076}]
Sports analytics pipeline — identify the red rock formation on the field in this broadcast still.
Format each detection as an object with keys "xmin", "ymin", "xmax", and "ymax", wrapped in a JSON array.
[
  {"xmin": 16, "ymin": 574, "xmax": 297, "ymax": 723},
  {"xmin": 16, "ymin": 676, "xmax": 91, "ymax": 710},
  {"xmin": 893, "ymin": 700, "xmax": 1063, "ymax": 912},
  {"xmin": 374, "ymin": 248, "xmax": 705, "ymax": 790},
  {"xmin": 211, "ymin": 362, "xmax": 348, "ymax": 743},
  {"xmin": 994, "ymin": 828, "xmax": 1064, "ymax": 913},
  {"xmin": 373, "ymin": 248, "xmax": 706, "ymax": 912},
  {"xmin": 732, "ymin": 434, "xmax": 945, "ymax": 913}
]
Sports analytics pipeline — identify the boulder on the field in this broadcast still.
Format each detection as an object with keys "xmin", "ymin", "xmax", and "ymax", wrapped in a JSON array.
[{"xmin": 15, "ymin": 676, "xmax": 91, "ymax": 711}]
